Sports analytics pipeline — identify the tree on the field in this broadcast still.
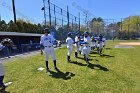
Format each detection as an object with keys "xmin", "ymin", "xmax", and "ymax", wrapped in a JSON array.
[
  {"xmin": 7, "ymin": 20, "xmax": 18, "ymax": 32},
  {"xmin": 89, "ymin": 17, "xmax": 104, "ymax": 35},
  {"xmin": 0, "ymin": 20, "xmax": 7, "ymax": 31}
]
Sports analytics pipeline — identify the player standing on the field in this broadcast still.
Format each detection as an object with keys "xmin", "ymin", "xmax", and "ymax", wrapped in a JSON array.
[
  {"xmin": 66, "ymin": 32, "xmax": 74, "ymax": 62},
  {"xmin": 74, "ymin": 32, "xmax": 80, "ymax": 58},
  {"xmin": 40, "ymin": 28, "xmax": 58, "ymax": 73}
]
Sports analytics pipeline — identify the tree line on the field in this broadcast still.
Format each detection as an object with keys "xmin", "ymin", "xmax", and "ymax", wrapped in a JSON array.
[{"xmin": 0, "ymin": 15, "xmax": 140, "ymax": 40}]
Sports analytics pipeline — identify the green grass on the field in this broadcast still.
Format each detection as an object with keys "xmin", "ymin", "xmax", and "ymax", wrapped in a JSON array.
[{"xmin": 2, "ymin": 41, "xmax": 140, "ymax": 93}]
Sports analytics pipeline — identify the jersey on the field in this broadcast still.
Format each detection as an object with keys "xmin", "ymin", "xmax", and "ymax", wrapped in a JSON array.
[
  {"xmin": 84, "ymin": 36, "xmax": 91, "ymax": 46},
  {"xmin": 40, "ymin": 34, "xmax": 55, "ymax": 47},
  {"xmin": 75, "ymin": 36, "xmax": 79, "ymax": 43},
  {"xmin": 66, "ymin": 37, "xmax": 74, "ymax": 47},
  {"xmin": 102, "ymin": 38, "xmax": 106, "ymax": 42}
]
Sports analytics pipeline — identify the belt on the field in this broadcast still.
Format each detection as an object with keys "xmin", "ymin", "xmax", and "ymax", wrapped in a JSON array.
[{"xmin": 44, "ymin": 46, "xmax": 53, "ymax": 48}]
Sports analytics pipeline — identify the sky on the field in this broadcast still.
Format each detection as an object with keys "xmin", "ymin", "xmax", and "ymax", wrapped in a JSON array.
[{"xmin": 0, "ymin": 0, "xmax": 140, "ymax": 24}]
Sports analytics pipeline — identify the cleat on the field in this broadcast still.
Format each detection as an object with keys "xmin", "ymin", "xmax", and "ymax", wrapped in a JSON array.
[
  {"xmin": 54, "ymin": 67, "xmax": 59, "ymax": 71},
  {"xmin": 46, "ymin": 68, "xmax": 49, "ymax": 73}
]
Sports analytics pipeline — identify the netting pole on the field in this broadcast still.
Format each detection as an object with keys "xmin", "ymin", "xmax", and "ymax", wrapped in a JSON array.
[
  {"xmin": 42, "ymin": 0, "xmax": 47, "ymax": 27},
  {"xmin": 67, "ymin": 5, "xmax": 69, "ymax": 32},
  {"xmin": 54, "ymin": 4, "xmax": 56, "ymax": 28},
  {"xmin": 128, "ymin": 17, "xmax": 130, "ymax": 39},
  {"xmin": 61, "ymin": 8, "xmax": 63, "ymax": 28},
  {"xmin": 136, "ymin": 16, "xmax": 138, "ymax": 38},
  {"xmin": 79, "ymin": 12, "xmax": 80, "ymax": 32},
  {"xmin": 48, "ymin": 0, "xmax": 51, "ymax": 27}
]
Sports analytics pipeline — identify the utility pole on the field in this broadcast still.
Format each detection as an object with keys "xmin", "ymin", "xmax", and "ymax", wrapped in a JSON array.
[{"xmin": 12, "ymin": 0, "xmax": 17, "ymax": 24}]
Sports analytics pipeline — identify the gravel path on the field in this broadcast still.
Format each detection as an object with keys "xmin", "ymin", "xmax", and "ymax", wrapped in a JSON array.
[{"xmin": 0, "ymin": 45, "xmax": 65, "ymax": 63}]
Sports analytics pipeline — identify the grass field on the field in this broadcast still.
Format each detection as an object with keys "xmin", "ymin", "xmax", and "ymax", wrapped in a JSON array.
[{"xmin": 1, "ymin": 41, "xmax": 140, "ymax": 93}]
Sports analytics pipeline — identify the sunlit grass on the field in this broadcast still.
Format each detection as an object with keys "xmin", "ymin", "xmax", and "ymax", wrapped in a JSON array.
[{"xmin": 2, "ymin": 41, "xmax": 140, "ymax": 93}]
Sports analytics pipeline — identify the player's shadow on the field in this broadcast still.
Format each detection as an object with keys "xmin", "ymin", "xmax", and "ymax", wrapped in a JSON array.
[
  {"xmin": 0, "ymin": 88, "xmax": 10, "ymax": 93},
  {"xmin": 88, "ymin": 63, "xmax": 109, "ymax": 71},
  {"xmin": 77, "ymin": 57, "xmax": 93, "ymax": 61},
  {"xmin": 105, "ymin": 48, "xmax": 112, "ymax": 50},
  {"xmin": 49, "ymin": 69, "xmax": 75, "ymax": 80},
  {"xmin": 90, "ymin": 51, "xmax": 98, "ymax": 54},
  {"xmin": 70, "ymin": 61, "xmax": 87, "ymax": 66},
  {"xmin": 89, "ymin": 55, "xmax": 97, "ymax": 57},
  {"xmin": 100, "ymin": 54, "xmax": 114, "ymax": 58}
]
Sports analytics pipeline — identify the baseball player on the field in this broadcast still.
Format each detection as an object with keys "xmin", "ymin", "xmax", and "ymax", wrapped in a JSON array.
[
  {"xmin": 66, "ymin": 32, "xmax": 74, "ymax": 62},
  {"xmin": 91, "ymin": 35, "xmax": 96, "ymax": 50},
  {"xmin": 40, "ymin": 28, "xmax": 58, "ymax": 73},
  {"xmin": 0, "ymin": 44, "xmax": 6, "ymax": 89},
  {"xmin": 102, "ymin": 36, "xmax": 106, "ymax": 47},
  {"xmin": 81, "ymin": 31, "xmax": 91, "ymax": 63},
  {"xmin": 74, "ymin": 32, "xmax": 80, "ymax": 58},
  {"xmin": 97, "ymin": 34, "xmax": 103, "ymax": 55}
]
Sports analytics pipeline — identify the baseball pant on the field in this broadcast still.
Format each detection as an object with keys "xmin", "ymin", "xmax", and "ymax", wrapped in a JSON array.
[
  {"xmin": 75, "ymin": 45, "xmax": 79, "ymax": 52},
  {"xmin": 81, "ymin": 46, "xmax": 91, "ymax": 58},
  {"xmin": 67, "ymin": 46, "xmax": 73, "ymax": 56},
  {"xmin": 44, "ymin": 47, "xmax": 56, "ymax": 61}
]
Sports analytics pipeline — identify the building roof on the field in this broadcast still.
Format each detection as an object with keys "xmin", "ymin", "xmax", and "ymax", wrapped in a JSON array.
[{"xmin": 0, "ymin": 31, "xmax": 43, "ymax": 37}]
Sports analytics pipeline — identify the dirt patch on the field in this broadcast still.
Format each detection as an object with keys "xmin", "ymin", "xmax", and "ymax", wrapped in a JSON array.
[{"xmin": 119, "ymin": 42, "xmax": 140, "ymax": 46}]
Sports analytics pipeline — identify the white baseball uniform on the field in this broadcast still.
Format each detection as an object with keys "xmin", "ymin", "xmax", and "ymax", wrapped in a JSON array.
[
  {"xmin": 40, "ymin": 34, "xmax": 56, "ymax": 61},
  {"xmin": 75, "ymin": 36, "xmax": 80, "ymax": 52},
  {"xmin": 81, "ymin": 36, "xmax": 91, "ymax": 58},
  {"xmin": 0, "ymin": 62, "xmax": 5, "ymax": 76},
  {"xmin": 66, "ymin": 37, "xmax": 74, "ymax": 56},
  {"xmin": 102, "ymin": 37, "xmax": 106, "ymax": 47},
  {"xmin": 0, "ymin": 44, "xmax": 5, "ymax": 74}
]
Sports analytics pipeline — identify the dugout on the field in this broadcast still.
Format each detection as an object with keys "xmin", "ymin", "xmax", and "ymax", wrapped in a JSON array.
[{"xmin": 0, "ymin": 31, "xmax": 43, "ymax": 53}]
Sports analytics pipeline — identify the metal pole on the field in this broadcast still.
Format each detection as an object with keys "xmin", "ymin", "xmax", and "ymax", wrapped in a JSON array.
[
  {"xmin": 121, "ymin": 18, "xmax": 123, "ymax": 32},
  {"xmin": 113, "ymin": 19, "xmax": 115, "ymax": 41},
  {"xmin": 85, "ymin": 14, "xmax": 87, "ymax": 30},
  {"xmin": 136, "ymin": 16, "xmax": 138, "ymax": 38},
  {"xmin": 67, "ymin": 5, "xmax": 69, "ymax": 31},
  {"xmin": 72, "ymin": 19, "xmax": 73, "ymax": 31},
  {"xmin": 48, "ymin": 0, "xmax": 51, "ymax": 27},
  {"xmin": 54, "ymin": 4, "xmax": 56, "ymax": 28},
  {"xmin": 43, "ymin": 0, "xmax": 47, "ymax": 27},
  {"xmin": 61, "ymin": 8, "xmax": 63, "ymax": 27},
  {"xmin": 128, "ymin": 17, "xmax": 130, "ymax": 39},
  {"xmin": 79, "ymin": 12, "xmax": 80, "ymax": 32},
  {"xmin": 12, "ymin": 0, "xmax": 16, "ymax": 24},
  {"xmin": 0, "ymin": 13, "xmax": 1, "ymax": 21}
]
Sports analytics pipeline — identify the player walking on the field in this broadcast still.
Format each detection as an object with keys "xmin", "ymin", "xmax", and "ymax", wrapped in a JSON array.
[{"xmin": 81, "ymin": 31, "xmax": 91, "ymax": 64}]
